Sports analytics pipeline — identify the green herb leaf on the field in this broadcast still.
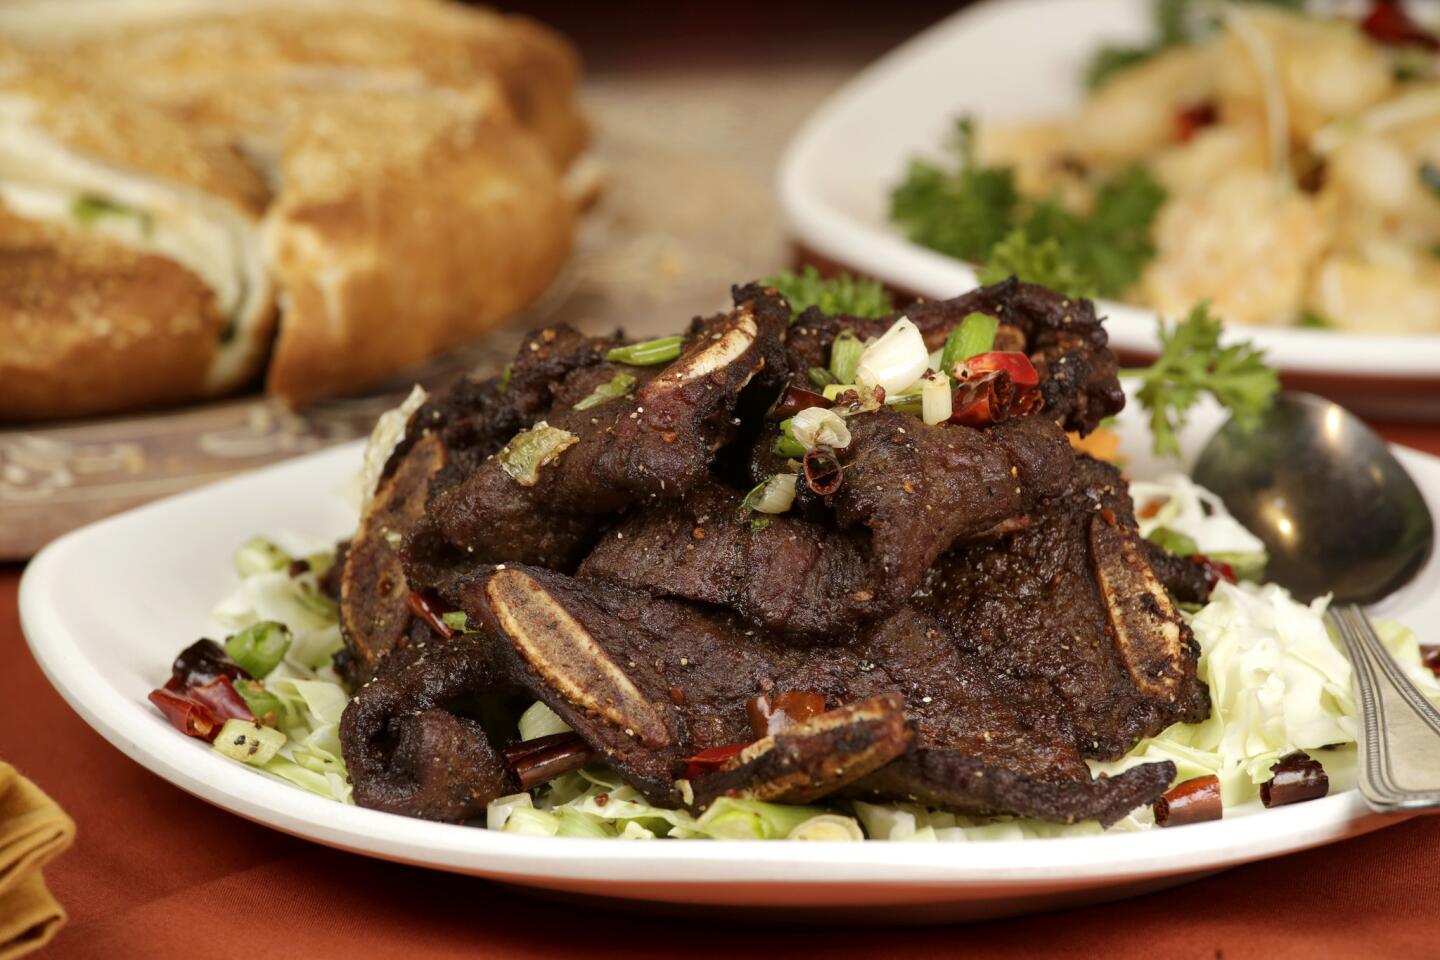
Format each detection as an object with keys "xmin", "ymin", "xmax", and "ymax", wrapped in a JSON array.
[
  {"xmin": 764, "ymin": 266, "xmax": 893, "ymax": 321},
  {"xmin": 606, "ymin": 336, "xmax": 683, "ymax": 366},
  {"xmin": 1133, "ymin": 303, "xmax": 1279, "ymax": 457},
  {"xmin": 573, "ymin": 371, "xmax": 637, "ymax": 411},
  {"xmin": 1297, "ymin": 310, "xmax": 1334, "ymax": 329},
  {"xmin": 978, "ymin": 230, "xmax": 1098, "ymax": 299},
  {"xmin": 499, "ymin": 421, "xmax": 579, "ymax": 486}
]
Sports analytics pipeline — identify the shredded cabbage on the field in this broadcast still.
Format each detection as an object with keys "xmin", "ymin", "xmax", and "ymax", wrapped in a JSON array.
[
  {"xmin": 208, "ymin": 539, "xmax": 354, "ymax": 804},
  {"xmin": 1093, "ymin": 582, "xmax": 1440, "ymax": 806},
  {"xmin": 1131, "ymin": 473, "xmax": 1268, "ymax": 579}
]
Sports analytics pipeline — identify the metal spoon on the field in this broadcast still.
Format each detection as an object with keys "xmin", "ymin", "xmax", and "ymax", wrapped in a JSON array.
[{"xmin": 1192, "ymin": 391, "xmax": 1439, "ymax": 813}]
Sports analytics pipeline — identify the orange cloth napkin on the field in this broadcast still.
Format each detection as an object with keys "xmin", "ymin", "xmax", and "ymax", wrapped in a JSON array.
[{"xmin": 0, "ymin": 762, "xmax": 74, "ymax": 959}]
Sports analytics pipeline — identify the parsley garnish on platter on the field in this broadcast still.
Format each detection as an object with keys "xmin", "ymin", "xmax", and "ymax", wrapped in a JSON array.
[
  {"xmin": 1132, "ymin": 303, "xmax": 1279, "ymax": 457},
  {"xmin": 764, "ymin": 266, "xmax": 894, "ymax": 320},
  {"xmin": 889, "ymin": 119, "xmax": 1165, "ymax": 302}
]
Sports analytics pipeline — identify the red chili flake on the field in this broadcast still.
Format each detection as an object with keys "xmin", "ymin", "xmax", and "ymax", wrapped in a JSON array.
[
  {"xmin": 684, "ymin": 742, "xmax": 751, "ymax": 779},
  {"xmin": 1361, "ymin": 1, "xmax": 1439, "ymax": 49},
  {"xmin": 771, "ymin": 384, "xmax": 832, "ymax": 419},
  {"xmin": 408, "ymin": 590, "xmax": 457, "ymax": 639},
  {"xmin": 1191, "ymin": 554, "xmax": 1237, "ymax": 593},
  {"xmin": 746, "ymin": 691, "xmax": 827, "ymax": 738},
  {"xmin": 148, "ymin": 688, "xmax": 221, "ymax": 741},
  {"xmin": 188, "ymin": 676, "xmax": 255, "ymax": 724},
  {"xmin": 1174, "ymin": 101, "xmax": 1219, "ymax": 143}
]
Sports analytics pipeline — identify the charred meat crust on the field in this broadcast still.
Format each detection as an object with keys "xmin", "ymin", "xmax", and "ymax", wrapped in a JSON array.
[
  {"xmin": 336, "ymin": 279, "xmax": 1200, "ymax": 830},
  {"xmin": 845, "ymin": 751, "xmax": 1177, "ymax": 828},
  {"xmin": 339, "ymin": 636, "xmax": 518, "ymax": 822}
]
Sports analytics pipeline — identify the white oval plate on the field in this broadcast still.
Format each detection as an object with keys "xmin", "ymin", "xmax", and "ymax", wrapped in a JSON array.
[
  {"xmin": 19, "ymin": 394, "xmax": 1440, "ymax": 922},
  {"xmin": 778, "ymin": 0, "xmax": 1440, "ymax": 409}
]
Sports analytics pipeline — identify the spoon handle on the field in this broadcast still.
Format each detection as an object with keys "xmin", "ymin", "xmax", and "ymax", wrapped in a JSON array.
[{"xmin": 1329, "ymin": 603, "xmax": 1440, "ymax": 812}]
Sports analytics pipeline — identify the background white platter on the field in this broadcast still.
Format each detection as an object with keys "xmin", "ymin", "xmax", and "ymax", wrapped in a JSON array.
[
  {"xmin": 18, "ymin": 390, "xmax": 1440, "ymax": 923},
  {"xmin": 778, "ymin": 0, "xmax": 1440, "ymax": 418}
]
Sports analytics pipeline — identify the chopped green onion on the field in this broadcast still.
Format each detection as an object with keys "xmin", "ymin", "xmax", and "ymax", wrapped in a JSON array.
[
  {"xmin": 856, "ymin": 317, "xmax": 928, "ymax": 394},
  {"xmin": 940, "ymin": 313, "xmax": 998, "ymax": 375},
  {"xmin": 742, "ymin": 474, "xmax": 798, "ymax": 515},
  {"xmin": 225, "ymin": 621, "xmax": 292, "ymax": 679},
  {"xmin": 806, "ymin": 366, "xmax": 838, "ymax": 389},
  {"xmin": 213, "ymin": 719, "xmax": 286, "ymax": 766},
  {"xmin": 921, "ymin": 375, "xmax": 953, "ymax": 425},
  {"xmin": 441, "ymin": 611, "xmax": 468, "ymax": 632},
  {"xmin": 234, "ymin": 536, "xmax": 292, "ymax": 577},
  {"xmin": 828, "ymin": 330, "xmax": 864, "ymax": 384},
  {"xmin": 573, "ymin": 372, "xmax": 637, "ymax": 411},
  {"xmin": 1147, "ymin": 526, "xmax": 1199, "ymax": 557},
  {"xmin": 518, "ymin": 700, "xmax": 573, "ymax": 741},
  {"xmin": 772, "ymin": 419, "xmax": 808, "ymax": 458},
  {"xmin": 71, "ymin": 194, "xmax": 153, "ymax": 235},
  {"xmin": 789, "ymin": 406, "xmax": 851, "ymax": 451},
  {"xmin": 606, "ymin": 336, "xmax": 683, "ymax": 366},
  {"xmin": 499, "ymin": 421, "xmax": 579, "ymax": 487},
  {"xmin": 234, "ymin": 680, "xmax": 287, "ymax": 729}
]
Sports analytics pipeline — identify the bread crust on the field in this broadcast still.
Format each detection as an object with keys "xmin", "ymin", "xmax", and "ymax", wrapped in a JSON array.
[
  {"xmin": 0, "ymin": 207, "xmax": 230, "ymax": 421},
  {"xmin": 263, "ymin": 98, "xmax": 573, "ymax": 405}
]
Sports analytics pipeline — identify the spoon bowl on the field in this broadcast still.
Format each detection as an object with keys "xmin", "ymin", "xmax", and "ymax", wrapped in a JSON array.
[{"xmin": 1191, "ymin": 392, "xmax": 1434, "ymax": 605}]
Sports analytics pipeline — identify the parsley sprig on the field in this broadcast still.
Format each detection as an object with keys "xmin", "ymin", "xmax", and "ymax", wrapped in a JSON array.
[
  {"xmin": 890, "ymin": 119, "xmax": 1165, "ymax": 302},
  {"xmin": 1133, "ymin": 303, "xmax": 1279, "ymax": 457},
  {"xmin": 765, "ymin": 266, "xmax": 894, "ymax": 321}
]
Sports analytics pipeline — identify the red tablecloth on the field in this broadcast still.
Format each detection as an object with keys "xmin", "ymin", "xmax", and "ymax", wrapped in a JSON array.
[{"xmin": 5, "ymin": 419, "xmax": 1440, "ymax": 959}]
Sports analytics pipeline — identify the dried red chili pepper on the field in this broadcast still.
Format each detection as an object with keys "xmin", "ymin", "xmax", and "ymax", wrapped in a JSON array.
[
  {"xmin": 408, "ymin": 590, "xmax": 457, "ymax": 639},
  {"xmin": 683, "ymin": 742, "xmax": 751, "ymax": 779},
  {"xmin": 1361, "ymin": 1, "xmax": 1439, "ymax": 50},
  {"xmin": 1154, "ymin": 774, "xmax": 1223, "ymax": 827},
  {"xmin": 747, "ymin": 691, "xmax": 827, "ymax": 738},
  {"xmin": 148, "ymin": 688, "xmax": 222, "ymax": 741},
  {"xmin": 170, "ymin": 638, "xmax": 249, "ymax": 691},
  {"xmin": 802, "ymin": 448, "xmax": 844, "ymax": 495},
  {"xmin": 501, "ymin": 733, "xmax": 594, "ymax": 789},
  {"xmin": 188, "ymin": 676, "xmax": 255, "ymax": 725},
  {"xmin": 771, "ymin": 384, "xmax": 832, "ymax": 419},
  {"xmin": 957, "ymin": 351, "xmax": 1039, "ymax": 389},
  {"xmin": 1261, "ymin": 752, "xmax": 1330, "ymax": 808},
  {"xmin": 1191, "ymin": 554, "xmax": 1238, "ymax": 593}
]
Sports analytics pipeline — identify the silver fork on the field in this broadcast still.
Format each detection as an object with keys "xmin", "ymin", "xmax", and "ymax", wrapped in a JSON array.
[{"xmin": 1329, "ymin": 604, "xmax": 1440, "ymax": 812}]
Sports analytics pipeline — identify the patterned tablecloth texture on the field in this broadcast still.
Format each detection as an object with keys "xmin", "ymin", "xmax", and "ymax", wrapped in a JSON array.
[{"xmin": 0, "ymin": 68, "xmax": 846, "ymax": 559}]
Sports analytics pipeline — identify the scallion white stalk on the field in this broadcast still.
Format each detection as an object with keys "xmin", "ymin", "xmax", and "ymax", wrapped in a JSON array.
[
  {"xmin": 855, "ymin": 317, "xmax": 928, "ymax": 395},
  {"xmin": 921, "ymin": 375, "xmax": 953, "ymax": 425},
  {"xmin": 789, "ymin": 406, "xmax": 852, "ymax": 451}
]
